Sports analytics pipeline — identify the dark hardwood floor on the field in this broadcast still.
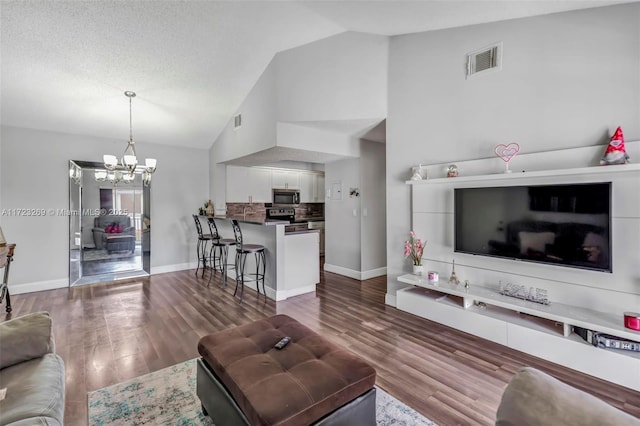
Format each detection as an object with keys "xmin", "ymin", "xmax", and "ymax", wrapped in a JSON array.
[{"xmin": 4, "ymin": 267, "xmax": 640, "ymax": 425}]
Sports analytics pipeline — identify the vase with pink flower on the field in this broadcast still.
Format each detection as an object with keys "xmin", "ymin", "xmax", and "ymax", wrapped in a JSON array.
[{"xmin": 404, "ymin": 231, "xmax": 425, "ymax": 275}]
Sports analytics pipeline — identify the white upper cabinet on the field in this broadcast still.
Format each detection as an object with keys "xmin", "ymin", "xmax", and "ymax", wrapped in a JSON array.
[
  {"xmin": 299, "ymin": 172, "xmax": 315, "ymax": 203},
  {"xmin": 249, "ymin": 168, "xmax": 273, "ymax": 202},
  {"xmin": 300, "ymin": 172, "xmax": 326, "ymax": 202},
  {"xmin": 226, "ymin": 165, "xmax": 272, "ymax": 203},
  {"xmin": 271, "ymin": 170, "xmax": 300, "ymax": 189},
  {"xmin": 226, "ymin": 166, "xmax": 324, "ymax": 203}
]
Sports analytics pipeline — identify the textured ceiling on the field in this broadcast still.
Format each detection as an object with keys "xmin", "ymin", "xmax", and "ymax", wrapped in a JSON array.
[{"xmin": 0, "ymin": 1, "xmax": 629, "ymax": 150}]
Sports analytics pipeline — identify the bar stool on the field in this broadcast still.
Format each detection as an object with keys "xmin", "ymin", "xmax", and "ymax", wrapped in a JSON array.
[
  {"xmin": 207, "ymin": 217, "xmax": 236, "ymax": 288},
  {"xmin": 192, "ymin": 215, "xmax": 214, "ymax": 277},
  {"xmin": 231, "ymin": 220, "xmax": 266, "ymax": 303}
]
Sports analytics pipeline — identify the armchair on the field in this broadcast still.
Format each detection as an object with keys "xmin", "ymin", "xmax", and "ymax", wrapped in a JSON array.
[
  {"xmin": 92, "ymin": 214, "xmax": 135, "ymax": 249},
  {"xmin": 0, "ymin": 312, "xmax": 65, "ymax": 425}
]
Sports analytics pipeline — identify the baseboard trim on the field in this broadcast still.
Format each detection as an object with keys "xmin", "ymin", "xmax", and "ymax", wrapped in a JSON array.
[
  {"xmin": 150, "ymin": 262, "xmax": 198, "ymax": 275},
  {"xmin": 275, "ymin": 285, "xmax": 316, "ymax": 301},
  {"xmin": 324, "ymin": 264, "xmax": 387, "ymax": 281},
  {"xmin": 10, "ymin": 262, "xmax": 198, "ymax": 295},
  {"xmin": 10, "ymin": 278, "xmax": 68, "ymax": 295},
  {"xmin": 385, "ymin": 293, "xmax": 397, "ymax": 307},
  {"xmin": 361, "ymin": 267, "xmax": 387, "ymax": 280},
  {"xmin": 323, "ymin": 263, "xmax": 361, "ymax": 280}
]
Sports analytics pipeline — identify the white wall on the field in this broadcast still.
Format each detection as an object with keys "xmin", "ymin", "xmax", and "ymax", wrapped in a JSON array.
[
  {"xmin": 275, "ymin": 31, "xmax": 388, "ymax": 121},
  {"xmin": 209, "ymin": 31, "xmax": 389, "ymax": 204},
  {"xmin": 325, "ymin": 139, "xmax": 387, "ymax": 278},
  {"xmin": 211, "ymin": 61, "xmax": 278, "ymax": 164},
  {"xmin": 1, "ymin": 126, "xmax": 209, "ymax": 292},
  {"xmin": 210, "ymin": 162, "xmax": 227, "ymax": 215},
  {"xmin": 386, "ymin": 4, "xmax": 640, "ymax": 303},
  {"xmin": 360, "ymin": 140, "xmax": 386, "ymax": 272},
  {"xmin": 276, "ymin": 122, "xmax": 361, "ymax": 157},
  {"xmin": 325, "ymin": 157, "xmax": 361, "ymax": 272}
]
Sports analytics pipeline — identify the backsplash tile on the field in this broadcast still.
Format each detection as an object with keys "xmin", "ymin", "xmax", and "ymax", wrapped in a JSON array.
[
  {"xmin": 226, "ymin": 203, "xmax": 267, "ymax": 221},
  {"xmin": 295, "ymin": 203, "xmax": 324, "ymax": 220},
  {"xmin": 225, "ymin": 202, "xmax": 324, "ymax": 221}
]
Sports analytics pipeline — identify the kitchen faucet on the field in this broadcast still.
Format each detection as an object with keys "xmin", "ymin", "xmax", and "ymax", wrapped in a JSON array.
[{"xmin": 243, "ymin": 206, "xmax": 253, "ymax": 220}]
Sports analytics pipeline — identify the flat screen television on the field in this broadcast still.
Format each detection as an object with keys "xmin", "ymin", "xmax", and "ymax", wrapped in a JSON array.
[{"xmin": 454, "ymin": 182, "xmax": 612, "ymax": 272}]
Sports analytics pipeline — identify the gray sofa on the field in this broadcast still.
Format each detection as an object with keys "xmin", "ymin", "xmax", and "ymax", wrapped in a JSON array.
[
  {"xmin": 92, "ymin": 214, "xmax": 135, "ymax": 250},
  {"xmin": 496, "ymin": 367, "xmax": 640, "ymax": 425},
  {"xmin": 0, "ymin": 312, "xmax": 65, "ymax": 425}
]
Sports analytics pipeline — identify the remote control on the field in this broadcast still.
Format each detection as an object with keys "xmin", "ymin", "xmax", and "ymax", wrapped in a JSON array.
[{"xmin": 274, "ymin": 337, "xmax": 291, "ymax": 350}]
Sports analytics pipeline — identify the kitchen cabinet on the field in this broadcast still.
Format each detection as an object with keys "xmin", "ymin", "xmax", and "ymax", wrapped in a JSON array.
[
  {"xmin": 226, "ymin": 166, "xmax": 324, "ymax": 203},
  {"xmin": 226, "ymin": 165, "xmax": 272, "ymax": 203},
  {"xmin": 299, "ymin": 172, "xmax": 315, "ymax": 203},
  {"xmin": 272, "ymin": 170, "xmax": 299, "ymax": 189},
  {"xmin": 299, "ymin": 172, "xmax": 326, "ymax": 203},
  {"xmin": 316, "ymin": 175, "xmax": 325, "ymax": 202}
]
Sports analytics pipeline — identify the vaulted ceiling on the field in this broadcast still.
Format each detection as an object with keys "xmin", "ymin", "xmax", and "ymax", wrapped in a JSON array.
[{"xmin": 0, "ymin": 1, "xmax": 629, "ymax": 150}]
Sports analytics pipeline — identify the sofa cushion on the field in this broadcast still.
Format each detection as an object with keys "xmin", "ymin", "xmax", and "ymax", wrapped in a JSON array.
[
  {"xmin": 0, "ymin": 312, "xmax": 53, "ymax": 370},
  {"xmin": 198, "ymin": 314, "xmax": 376, "ymax": 426},
  {"xmin": 0, "ymin": 353, "xmax": 65, "ymax": 425},
  {"xmin": 496, "ymin": 367, "xmax": 640, "ymax": 426}
]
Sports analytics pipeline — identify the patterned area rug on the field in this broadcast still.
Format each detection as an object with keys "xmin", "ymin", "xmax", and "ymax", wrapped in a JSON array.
[{"xmin": 88, "ymin": 359, "xmax": 437, "ymax": 426}]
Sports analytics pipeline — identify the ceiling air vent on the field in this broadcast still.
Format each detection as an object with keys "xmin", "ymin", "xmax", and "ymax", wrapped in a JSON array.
[
  {"xmin": 466, "ymin": 43, "xmax": 502, "ymax": 79},
  {"xmin": 234, "ymin": 113, "xmax": 242, "ymax": 129}
]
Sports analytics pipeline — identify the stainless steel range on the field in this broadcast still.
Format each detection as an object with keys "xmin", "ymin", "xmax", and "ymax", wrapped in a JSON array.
[
  {"xmin": 266, "ymin": 207, "xmax": 295, "ymax": 222},
  {"xmin": 267, "ymin": 207, "xmax": 313, "ymax": 233}
]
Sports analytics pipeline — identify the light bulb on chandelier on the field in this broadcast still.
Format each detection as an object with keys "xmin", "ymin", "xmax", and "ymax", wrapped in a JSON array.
[{"xmin": 101, "ymin": 91, "xmax": 157, "ymax": 185}]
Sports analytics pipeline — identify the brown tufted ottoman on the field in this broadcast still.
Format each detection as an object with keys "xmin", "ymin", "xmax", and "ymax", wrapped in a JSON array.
[{"xmin": 196, "ymin": 314, "xmax": 377, "ymax": 426}]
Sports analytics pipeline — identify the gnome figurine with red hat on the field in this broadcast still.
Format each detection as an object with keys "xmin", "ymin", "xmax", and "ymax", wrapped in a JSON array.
[{"xmin": 600, "ymin": 126, "xmax": 630, "ymax": 165}]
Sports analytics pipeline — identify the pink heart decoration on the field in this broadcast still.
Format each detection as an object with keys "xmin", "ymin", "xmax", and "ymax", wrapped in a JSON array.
[{"xmin": 494, "ymin": 143, "xmax": 520, "ymax": 163}]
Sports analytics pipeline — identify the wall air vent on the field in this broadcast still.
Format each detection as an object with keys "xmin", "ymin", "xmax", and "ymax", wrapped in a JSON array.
[
  {"xmin": 466, "ymin": 42, "xmax": 502, "ymax": 79},
  {"xmin": 234, "ymin": 113, "xmax": 242, "ymax": 129}
]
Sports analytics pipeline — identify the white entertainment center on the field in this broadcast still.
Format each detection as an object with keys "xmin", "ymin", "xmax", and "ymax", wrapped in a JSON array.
[
  {"xmin": 397, "ymin": 273, "xmax": 640, "ymax": 391},
  {"xmin": 397, "ymin": 145, "xmax": 640, "ymax": 392}
]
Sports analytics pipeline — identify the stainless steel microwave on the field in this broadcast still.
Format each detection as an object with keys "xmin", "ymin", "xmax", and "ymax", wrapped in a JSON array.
[{"xmin": 273, "ymin": 189, "xmax": 300, "ymax": 205}]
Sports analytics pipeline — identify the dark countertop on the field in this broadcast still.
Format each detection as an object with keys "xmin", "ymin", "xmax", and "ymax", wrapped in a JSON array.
[
  {"xmin": 213, "ymin": 216, "xmax": 289, "ymax": 226},
  {"xmin": 292, "ymin": 218, "xmax": 325, "ymax": 224}
]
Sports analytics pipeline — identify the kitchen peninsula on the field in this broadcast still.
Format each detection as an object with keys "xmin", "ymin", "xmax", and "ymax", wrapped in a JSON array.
[{"xmin": 212, "ymin": 216, "xmax": 319, "ymax": 301}]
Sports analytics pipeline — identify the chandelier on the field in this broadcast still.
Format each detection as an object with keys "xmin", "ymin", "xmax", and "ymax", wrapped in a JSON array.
[{"xmin": 98, "ymin": 91, "xmax": 157, "ymax": 186}]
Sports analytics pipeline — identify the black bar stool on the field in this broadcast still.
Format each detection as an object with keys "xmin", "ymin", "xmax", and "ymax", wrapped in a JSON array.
[
  {"xmin": 192, "ymin": 215, "xmax": 214, "ymax": 277},
  {"xmin": 231, "ymin": 220, "xmax": 266, "ymax": 303},
  {"xmin": 207, "ymin": 217, "xmax": 236, "ymax": 288}
]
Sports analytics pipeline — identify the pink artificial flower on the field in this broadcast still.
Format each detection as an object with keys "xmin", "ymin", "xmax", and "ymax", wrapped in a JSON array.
[{"xmin": 404, "ymin": 231, "xmax": 426, "ymax": 266}]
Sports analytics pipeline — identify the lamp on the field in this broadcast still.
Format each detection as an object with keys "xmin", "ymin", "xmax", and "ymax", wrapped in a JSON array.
[{"xmin": 102, "ymin": 91, "xmax": 157, "ymax": 185}]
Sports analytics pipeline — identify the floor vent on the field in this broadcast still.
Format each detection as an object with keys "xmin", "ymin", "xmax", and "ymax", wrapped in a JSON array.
[
  {"xmin": 234, "ymin": 113, "xmax": 242, "ymax": 129},
  {"xmin": 466, "ymin": 43, "xmax": 502, "ymax": 79}
]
